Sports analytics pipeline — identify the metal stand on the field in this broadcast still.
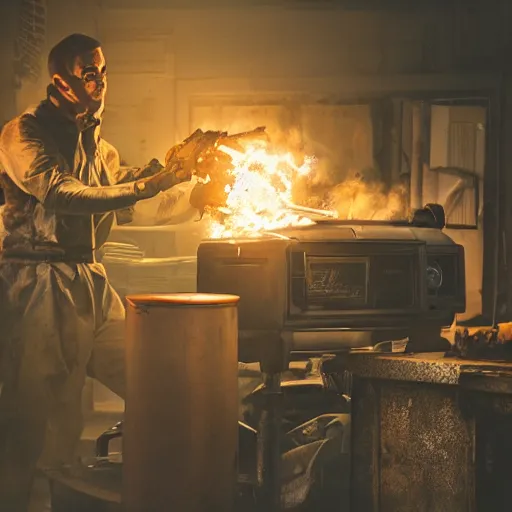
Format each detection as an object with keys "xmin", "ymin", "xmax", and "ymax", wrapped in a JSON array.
[
  {"xmin": 257, "ymin": 372, "xmax": 283, "ymax": 512},
  {"xmin": 239, "ymin": 329, "xmax": 291, "ymax": 512}
]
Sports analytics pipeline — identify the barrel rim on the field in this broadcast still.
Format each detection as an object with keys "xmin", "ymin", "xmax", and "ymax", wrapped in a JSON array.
[{"xmin": 126, "ymin": 292, "xmax": 240, "ymax": 307}]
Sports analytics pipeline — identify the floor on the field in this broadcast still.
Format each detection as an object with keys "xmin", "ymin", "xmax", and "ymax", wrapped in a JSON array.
[
  {"xmin": 29, "ymin": 412, "xmax": 122, "ymax": 512},
  {"xmin": 27, "ymin": 337, "xmax": 459, "ymax": 511}
]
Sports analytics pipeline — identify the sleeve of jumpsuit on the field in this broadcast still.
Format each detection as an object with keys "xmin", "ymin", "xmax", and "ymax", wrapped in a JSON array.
[
  {"xmin": 99, "ymin": 139, "xmax": 166, "ymax": 224},
  {"xmin": 0, "ymin": 113, "xmax": 145, "ymax": 215}
]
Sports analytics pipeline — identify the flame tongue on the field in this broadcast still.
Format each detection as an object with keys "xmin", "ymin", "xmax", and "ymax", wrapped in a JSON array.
[{"xmin": 207, "ymin": 143, "xmax": 335, "ymax": 239}]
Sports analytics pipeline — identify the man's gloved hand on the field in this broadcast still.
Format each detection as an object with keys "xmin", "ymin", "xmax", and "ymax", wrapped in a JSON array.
[
  {"xmin": 166, "ymin": 157, "xmax": 195, "ymax": 185},
  {"xmin": 194, "ymin": 149, "xmax": 233, "ymax": 181},
  {"xmin": 165, "ymin": 130, "xmax": 226, "ymax": 163},
  {"xmin": 165, "ymin": 130, "xmax": 227, "ymax": 179},
  {"xmin": 165, "ymin": 127, "xmax": 268, "ymax": 213},
  {"xmin": 133, "ymin": 161, "xmax": 188, "ymax": 200},
  {"xmin": 189, "ymin": 181, "xmax": 227, "ymax": 211}
]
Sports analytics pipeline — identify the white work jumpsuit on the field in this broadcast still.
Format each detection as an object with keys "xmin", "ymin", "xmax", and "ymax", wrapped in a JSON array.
[{"xmin": 0, "ymin": 97, "xmax": 163, "ymax": 510}]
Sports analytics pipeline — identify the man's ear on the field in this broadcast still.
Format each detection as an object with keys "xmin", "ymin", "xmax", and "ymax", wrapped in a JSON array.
[
  {"xmin": 52, "ymin": 74, "xmax": 70, "ymax": 93},
  {"xmin": 52, "ymin": 73, "xmax": 81, "ymax": 105}
]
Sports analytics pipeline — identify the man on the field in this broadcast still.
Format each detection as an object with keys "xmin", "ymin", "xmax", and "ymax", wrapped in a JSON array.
[{"xmin": 0, "ymin": 33, "xmax": 214, "ymax": 510}]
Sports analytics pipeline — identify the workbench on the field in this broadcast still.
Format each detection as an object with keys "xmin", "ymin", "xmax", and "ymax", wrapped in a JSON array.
[{"xmin": 343, "ymin": 352, "xmax": 512, "ymax": 512}]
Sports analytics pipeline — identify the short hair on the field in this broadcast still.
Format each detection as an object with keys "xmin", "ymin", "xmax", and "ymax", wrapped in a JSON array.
[{"xmin": 47, "ymin": 33, "xmax": 102, "ymax": 78}]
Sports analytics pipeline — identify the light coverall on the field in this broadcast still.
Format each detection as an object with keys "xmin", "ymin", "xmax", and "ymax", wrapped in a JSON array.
[{"xmin": 0, "ymin": 90, "xmax": 165, "ymax": 510}]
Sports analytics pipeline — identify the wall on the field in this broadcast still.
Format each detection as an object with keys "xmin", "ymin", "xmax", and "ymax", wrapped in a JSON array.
[
  {"xmin": 429, "ymin": 105, "xmax": 486, "ymax": 320},
  {"xmin": 13, "ymin": 1, "xmax": 461, "ymax": 163},
  {"xmin": 11, "ymin": 2, "xmax": 511, "ymax": 160},
  {"xmin": 0, "ymin": 1, "xmax": 19, "ymax": 125},
  {"xmin": 5, "ymin": 0, "xmax": 512, "ymax": 324}
]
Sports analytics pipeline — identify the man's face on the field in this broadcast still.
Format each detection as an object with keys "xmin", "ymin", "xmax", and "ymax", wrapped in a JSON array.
[{"xmin": 56, "ymin": 47, "xmax": 107, "ymax": 115}]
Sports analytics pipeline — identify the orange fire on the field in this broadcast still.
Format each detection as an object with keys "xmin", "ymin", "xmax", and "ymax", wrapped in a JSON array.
[{"xmin": 207, "ymin": 143, "xmax": 337, "ymax": 239}]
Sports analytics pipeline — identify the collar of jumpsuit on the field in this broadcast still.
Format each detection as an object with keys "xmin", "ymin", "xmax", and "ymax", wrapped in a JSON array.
[{"xmin": 47, "ymin": 82, "xmax": 102, "ymax": 162}]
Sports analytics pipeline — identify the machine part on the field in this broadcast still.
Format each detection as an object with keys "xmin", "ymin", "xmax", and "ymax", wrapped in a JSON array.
[
  {"xmin": 124, "ymin": 293, "xmax": 239, "ymax": 512},
  {"xmin": 197, "ymin": 225, "xmax": 465, "ymax": 358},
  {"xmin": 426, "ymin": 261, "xmax": 443, "ymax": 290},
  {"xmin": 96, "ymin": 422, "xmax": 122, "ymax": 458},
  {"xmin": 424, "ymin": 203, "xmax": 446, "ymax": 229},
  {"xmin": 251, "ymin": 364, "xmax": 350, "ymax": 511},
  {"xmin": 242, "ymin": 376, "xmax": 350, "ymax": 435},
  {"xmin": 198, "ymin": 236, "xmax": 429, "ymax": 335},
  {"xmin": 411, "ymin": 203, "xmax": 446, "ymax": 230}
]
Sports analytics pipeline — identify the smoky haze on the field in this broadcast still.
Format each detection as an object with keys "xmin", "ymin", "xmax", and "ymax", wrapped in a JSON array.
[{"xmin": 190, "ymin": 102, "xmax": 409, "ymax": 222}]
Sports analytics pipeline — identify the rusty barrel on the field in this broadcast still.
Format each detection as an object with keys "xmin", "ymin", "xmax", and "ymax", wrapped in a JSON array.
[{"xmin": 123, "ymin": 293, "xmax": 240, "ymax": 512}]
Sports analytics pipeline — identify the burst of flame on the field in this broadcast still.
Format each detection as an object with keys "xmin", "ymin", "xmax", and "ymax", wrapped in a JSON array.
[{"xmin": 207, "ymin": 143, "xmax": 334, "ymax": 239}]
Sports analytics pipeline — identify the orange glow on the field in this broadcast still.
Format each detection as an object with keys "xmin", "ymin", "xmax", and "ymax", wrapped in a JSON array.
[{"xmin": 207, "ymin": 142, "xmax": 337, "ymax": 238}]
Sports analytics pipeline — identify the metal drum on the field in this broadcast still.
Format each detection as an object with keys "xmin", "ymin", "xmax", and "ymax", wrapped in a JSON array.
[{"xmin": 124, "ymin": 293, "xmax": 239, "ymax": 512}]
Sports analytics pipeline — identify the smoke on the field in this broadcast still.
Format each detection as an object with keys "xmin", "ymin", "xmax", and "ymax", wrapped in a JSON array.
[
  {"xmin": 327, "ymin": 178, "xmax": 408, "ymax": 221},
  {"xmin": 292, "ymin": 160, "xmax": 408, "ymax": 221},
  {"xmin": 191, "ymin": 106, "xmax": 409, "ymax": 222},
  {"xmin": 287, "ymin": 122, "xmax": 409, "ymax": 221},
  {"xmin": 237, "ymin": 124, "xmax": 409, "ymax": 222}
]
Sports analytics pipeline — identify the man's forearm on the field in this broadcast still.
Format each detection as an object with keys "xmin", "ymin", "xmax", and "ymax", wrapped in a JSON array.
[{"xmin": 43, "ymin": 177, "xmax": 142, "ymax": 215}]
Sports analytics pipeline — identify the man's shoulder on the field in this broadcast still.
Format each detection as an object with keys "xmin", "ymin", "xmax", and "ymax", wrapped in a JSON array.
[{"xmin": 1, "ymin": 105, "xmax": 43, "ymax": 145}]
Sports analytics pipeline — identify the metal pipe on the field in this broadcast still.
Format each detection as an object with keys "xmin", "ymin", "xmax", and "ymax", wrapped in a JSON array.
[
  {"xmin": 123, "ymin": 293, "xmax": 240, "ymax": 512},
  {"xmin": 492, "ymin": 79, "xmax": 504, "ymax": 328},
  {"xmin": 410, "ymin": 101, "xmax": 424, "ymax": 210},
  {"xmin": 256, "ymin": 372, "xmax": 282, "ymax": 512},
  {"xmin": 283, "ymin": 201, "xmax": 338, "ymax": 219}
]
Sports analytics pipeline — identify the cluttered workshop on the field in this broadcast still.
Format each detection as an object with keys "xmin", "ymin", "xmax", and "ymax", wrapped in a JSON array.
[{"xmin": 1, "ymin": 1, "xmax": 512, "ymax": 511}]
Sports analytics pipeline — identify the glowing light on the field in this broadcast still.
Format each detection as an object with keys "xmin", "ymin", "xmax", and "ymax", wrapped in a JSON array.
[{"xmin": 207, "ymin": 143, "xmax": 336, "ymax": 239}]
